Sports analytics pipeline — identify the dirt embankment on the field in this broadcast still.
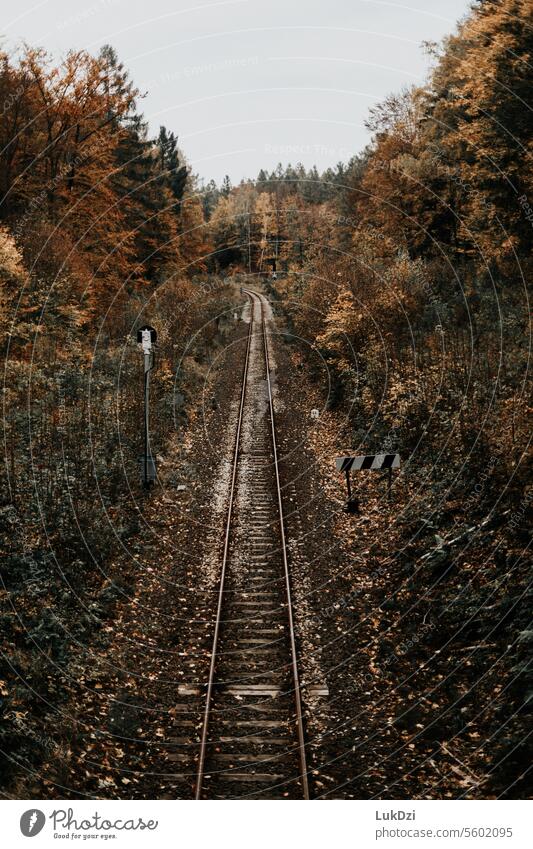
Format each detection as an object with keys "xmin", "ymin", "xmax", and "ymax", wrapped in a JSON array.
[
  {"xmin": 6, "ymin": 284, "xmax": 248, "ymax": 800},
  {"xmin": 272, "ymin": 295, "xmax": 531, "ymax": 800}
]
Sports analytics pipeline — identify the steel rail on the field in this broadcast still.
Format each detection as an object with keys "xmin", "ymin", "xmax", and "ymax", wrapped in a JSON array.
[
  {"xmin": 194, "ymin": 288, "xmax": 309, "ymax": 800},
  {"xmin": 252, "ymin": 289, "xmax": 310, "ymax": 800},
  {"xmin": 194, "ymin": 296, "xmax": 253, "ymax": 800}
]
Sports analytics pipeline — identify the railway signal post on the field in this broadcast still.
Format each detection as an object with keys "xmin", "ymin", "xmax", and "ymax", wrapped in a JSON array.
[{"xmin": 137, "ymin": 325, "xmax": 157, "ymax": 489}]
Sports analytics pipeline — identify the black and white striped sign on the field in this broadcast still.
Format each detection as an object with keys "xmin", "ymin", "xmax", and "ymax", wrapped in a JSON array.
[{"xmin": 336, "ymin": 453, "xmax": 400, "ymax": 472}]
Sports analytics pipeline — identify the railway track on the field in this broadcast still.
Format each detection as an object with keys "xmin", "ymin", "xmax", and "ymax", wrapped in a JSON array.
[{"xmin": 169, "ymin": 288, "xmax": 310, "ymax": 800}]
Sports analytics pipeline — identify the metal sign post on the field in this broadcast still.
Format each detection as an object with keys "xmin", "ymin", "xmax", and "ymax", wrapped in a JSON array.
[
  {"xmin": 137, "ymin": 325, "xmax": 157, "ymax": 489},
  {"xmin": 343, "ymin": 466, "xmax": 359, "ymax": 514}
]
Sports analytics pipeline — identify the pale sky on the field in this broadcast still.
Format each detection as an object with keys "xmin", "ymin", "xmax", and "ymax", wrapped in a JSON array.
[{"xmin": 3, "ymin": 0, "xmax": 472, "ymax": 184}]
